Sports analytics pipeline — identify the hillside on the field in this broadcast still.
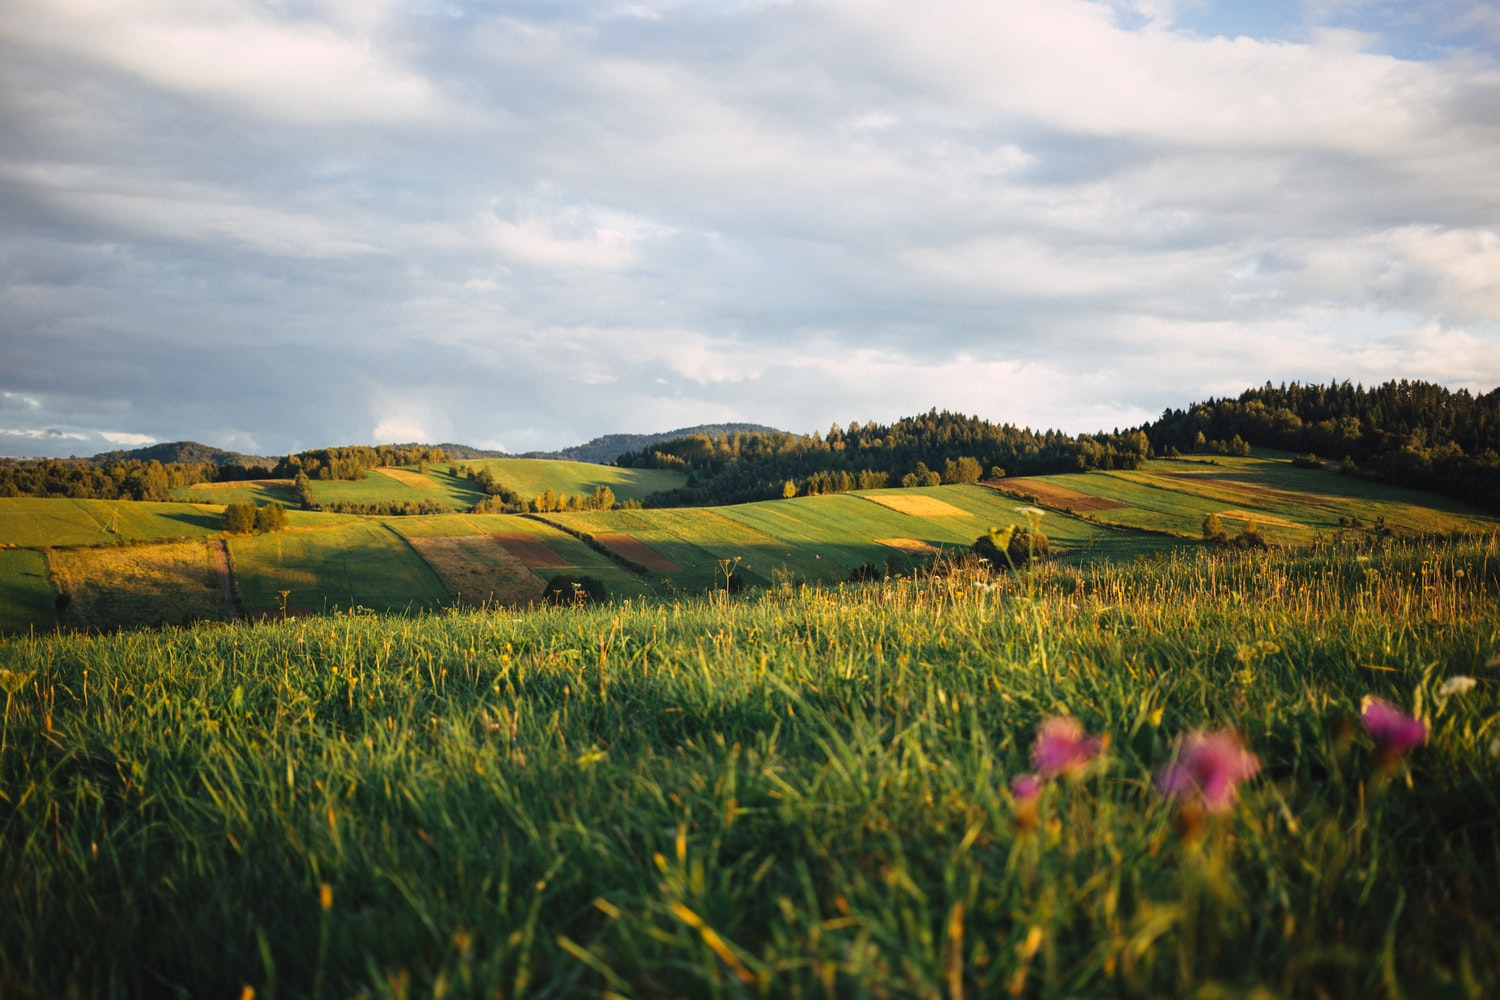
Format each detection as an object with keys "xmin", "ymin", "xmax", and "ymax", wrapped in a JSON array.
[
  {"xmin": 88, "ymin": 440, "xmax": 273, "ymax": 469},
  {"xmin": 3, "ymin": 450, "xmax": 1496, "ymax": 633},
  {"xmin": 522, "ymin": 423, "xmax": 785, "ymax": 464}
]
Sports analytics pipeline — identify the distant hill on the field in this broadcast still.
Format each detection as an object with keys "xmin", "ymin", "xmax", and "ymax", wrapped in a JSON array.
[
  {"xmin": 89, "ymin": 441, "xmax": 273, "ymax": 469},
  {"xmin": 522, "ymin": 424, "xmax": 785, "ymax": 464},
  {"xmin": 433, "ymin": 443, "xmax": 510, "ymax": 460}
]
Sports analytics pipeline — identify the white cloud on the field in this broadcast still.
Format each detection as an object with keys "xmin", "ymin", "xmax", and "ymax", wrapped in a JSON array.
[
  {"xmin": 0, "ymin": 0, "xmax": 446, "ymax": 125},
  {"xmin": 99, "ymin": 431, "xmax": 157, "ymax": 446},
  {"xmin": 0, "ymin": 0, "xmax": 1496, "ymax": 456}
]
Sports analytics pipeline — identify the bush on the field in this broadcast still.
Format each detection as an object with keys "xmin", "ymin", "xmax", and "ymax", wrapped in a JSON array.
[
  {"xmin": 223, "ymin": 502, "xmax": 257, "ymax": 534},
  {"xmin": 972, "ymin": 526, "xmax": 1048, "ymax": 570},
  {"xmin": 254, "ymin": 502, "xmax": 288, "ymax": 533}
]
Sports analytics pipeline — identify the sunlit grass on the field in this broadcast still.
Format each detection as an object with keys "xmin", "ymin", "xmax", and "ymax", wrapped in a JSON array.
[{"xmin": 1, "ymin": 534, "xmax": 1497, "ymax": 996}]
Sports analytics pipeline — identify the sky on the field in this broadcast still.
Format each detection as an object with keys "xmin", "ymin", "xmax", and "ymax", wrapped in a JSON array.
[{"xmin": 1, "ymin": 0, "xmax": 1498, "ymax": 459}]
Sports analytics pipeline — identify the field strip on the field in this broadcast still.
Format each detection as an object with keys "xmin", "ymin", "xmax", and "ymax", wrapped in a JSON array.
[
  {"xmin": 876, "ymin": 537, "xmax": 942, "ymax": 556},
  {"xmin": 492, "ymin": 532, "xmax": 569, "ymax": 568},
  {"xmin": 863, "ymin": 494, "xmax": 973, "ymax": 517},
  {"xmin": 405, "ymin": 535, "xmax": 543, "ymax": 605},
  {"xmin": 187, "ymin": 479, "xmax": 292, "ymax": 491},
  {"xmin": 995, "ymin": 478, "xmax": 1130, "ymax": 511},
  {"xmin": 374, "ymin": 467, "xmax": 439, "ymax": 488},
  {"xmin": 593, "ymin": 533, "xmax": 680, "ymax": 572},
  {"xmin": 1213, "ymin": 509, "xmax": 1305, "ymax": 529},
  {"xmin": 1156, "ymin": 472, "xmax": 1335, "ymax": 505}
]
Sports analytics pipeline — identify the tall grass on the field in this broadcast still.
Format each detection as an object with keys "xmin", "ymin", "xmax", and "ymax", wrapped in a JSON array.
[{"xmin": 1, "ymin": 535, "xmax": 1497, "ymax": 997}]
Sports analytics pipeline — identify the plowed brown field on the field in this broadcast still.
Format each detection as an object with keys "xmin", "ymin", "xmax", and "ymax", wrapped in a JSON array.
[
  {"xmin": 594, "ymin": 533, "xmax": 679, "ymax": 572},
  {"xmin": 493, "ymin": 533, "xmax": 569, "ymax": 568},
  {"xmin": 997, "ymin": 478, "xmax": 1130, "ymax": 512}
]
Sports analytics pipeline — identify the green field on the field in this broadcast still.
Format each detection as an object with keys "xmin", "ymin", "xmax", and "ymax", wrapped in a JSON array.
[
  {"xmin": 995, "ymin": 454, "xmax": 1499, "ymax": 542},
  {"xmin": 229, "ymin": 522, "xmax": 450, "ymax": 617},
  {"xmin": 6, "ymin": 454, "xmax": 1499, "ymax": 634},
  {"xmin": 2, "ymin": 537, "xmax": 1497, "ymax": 996},
  {"xmin": 0, "ymin": 497, "xmax": 226, "ymax": 547},
  {"xmin": 0, "ymin": 549, "xmax": 54, "ymax": 633},
  {"xmin": 456, "ymin": 456, "xmax": 686, "ymax": 503}
]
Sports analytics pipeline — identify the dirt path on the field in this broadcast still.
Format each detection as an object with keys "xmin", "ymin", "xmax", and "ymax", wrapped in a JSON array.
[{"xmin": 212, "ymin": 539, "xmax": 240, "ymax": 622}]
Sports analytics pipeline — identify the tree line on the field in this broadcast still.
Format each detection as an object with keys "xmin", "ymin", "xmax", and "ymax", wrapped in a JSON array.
[
  {"xmin": 615, "ymin": 410, "xmax": 1151, "ymax": 507},
  {"xmin": 1146, "ymin": 379, "xmax": 1500, "ymax": 511}
]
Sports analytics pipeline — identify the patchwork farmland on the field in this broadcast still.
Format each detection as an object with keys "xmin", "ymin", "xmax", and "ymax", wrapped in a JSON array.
[{"xmin": 3, "ymin": 452, "xmax": 1498, "ymax": 634}]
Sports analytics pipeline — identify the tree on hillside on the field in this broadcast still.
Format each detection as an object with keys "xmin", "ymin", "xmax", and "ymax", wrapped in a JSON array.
[
  {"xmin": 223, "ymin": 502, "xmax": 257, "ymax": 534},
  {"xmin": 254, "ymin": 502, "xmax": 288, "ymax": 533}
]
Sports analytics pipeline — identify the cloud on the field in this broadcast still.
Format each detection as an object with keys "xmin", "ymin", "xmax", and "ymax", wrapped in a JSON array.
[
  {"xmin": 0, "ymin": 0, "xmax": 1495, "ymax": 457},
  {"xmin": 99, "ymin": 431, "xmax": 157, "ymax": 446}
]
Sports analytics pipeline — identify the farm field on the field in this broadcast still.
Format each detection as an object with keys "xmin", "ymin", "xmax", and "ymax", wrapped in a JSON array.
[
  {"xmin": 1, "ymin": 537, "xmax": 1496, "ymax": 996},
  {"xmin": 455, "ymin": 456, "xmax": 686, "ymax": 503},
  {"xmin": 177, "ymin": 478, "xmax": 301, "ymax": 507},
  {"xmin": 5, "ymin": 454, "xmax": 1498, "ymax": 634},
  {"xmin": 48, "ymin": 539, "xmax": 226, "ymax": 630},
  {"xmin": 995, "ymin": 453, "xmax": 1499, "ymax": 543},
  {"xmin": 384, "ymin": 515, "xmax": 652, "ymax": 604},
  {"xmin": 0, "ymin": 549, "xmax": 54, "ymax": 633},
  {"xmin": 229, "ymin": 522, "xmax": 450, "ymax": 617},
  {"xmin": 0, "ymin": 497, "xmax": 226, "ymax": 547}
]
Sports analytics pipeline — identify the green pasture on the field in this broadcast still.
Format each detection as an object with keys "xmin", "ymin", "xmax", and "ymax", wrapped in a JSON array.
[
  {"xmin": 229, "ymin": 522, "xmax": 449, "ymax": 617},
  {"xmin": 540, "ymin": 507, "xmax": 768, "ymax": 591},
  {"xmin": 996, "ymin": 455, "xmax": 1500, "ymax": 542},
  {"xmin": 457, "ymin": 456, "xmax": 686, "ymax": 502},
  {"xmin": 174, "ymin": 480, "xmax": 302, "ymax": 507},
  {"xmin": 301, "ymin": 466, "xmax": 484, "ymax": 510},
  {"xmin": 2, "ymin": 537, "xmax": 1497, "ymax": 997},
  {"xmin": 0, "ymin": 497, "xmax": 225, "ymax": 547},
  {"xmin": 0, "ymin": 549, "xmax": 55, "ymax": 634}
]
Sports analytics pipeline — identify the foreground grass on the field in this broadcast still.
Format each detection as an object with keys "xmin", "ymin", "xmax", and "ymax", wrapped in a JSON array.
[{"xmin": 1, "ymin": 536, "xmax": 1498, "ymax": 997}]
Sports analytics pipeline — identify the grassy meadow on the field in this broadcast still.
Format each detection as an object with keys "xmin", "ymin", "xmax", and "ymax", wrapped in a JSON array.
[
  {"xmin": 1, "ymin": 535, "xmax": 1497, "ymax": 997},
  {"xmin": 455, "ymin": 457, "xmax": 687, "ymax": 504}
]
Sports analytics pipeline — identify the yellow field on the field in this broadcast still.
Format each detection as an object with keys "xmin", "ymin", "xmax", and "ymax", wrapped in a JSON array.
[
  {"xmin": 373, "ymin": 467, "xmax": 440, "ymax": 488},
  {"xmin": 863, "ymin": 494, "xmax": 974, "ymax": 517},
  {"xmin": 405, "ymin": 535, "xmax": 543, "ymax": 606},
  {"xmin": 48, "ymin": 540, "xmax": 225, "ymax": 628},
  {"xmin": 1213, "ymin": 509, "xmax": 1305, "ymax": 530},
  {"xmin": 188, "ymin": 478, "xmax": 294, "ymax": 490},
  {"xmin": 876, "ymin": 537, "xmax": 942, "ymax": 556}
]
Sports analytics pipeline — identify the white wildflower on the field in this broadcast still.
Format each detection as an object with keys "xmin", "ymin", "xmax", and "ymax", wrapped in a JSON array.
[{"xmin": 1439, "ymin": 676, "xmax": 1477, "ymax": 697}]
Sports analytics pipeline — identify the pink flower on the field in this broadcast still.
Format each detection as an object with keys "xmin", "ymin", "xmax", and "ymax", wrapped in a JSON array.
[
  {"xmin": 1360, "ymin": 696, "xmax": 1427, "ymax": 757},
  {"xmin": 1009, "ymin": 773, "xmax": 1043, "ymax": 803},
  {"xmin": 1155, "ymin": 729, "xmax": 1261, "ymax": 813},
  {"xmin": 1031, "ymin": 716, "xmax": 1104, "ymax": 778}
]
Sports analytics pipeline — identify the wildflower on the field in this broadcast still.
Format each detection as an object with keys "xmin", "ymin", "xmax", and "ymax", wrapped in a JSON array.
[
  {"xmin": 1009, "ymin": 773, "xmax": 1043, "ymax": 803},
  {"xmin": 1155, "ymin": 729, "xmax": 1261, "ymax": 814},
  {"xmin": 1031, "ymin": 716, "xmax": 1105, "ymax": 778},
  {"xmin": 1360, "ymin": 696, "xmax": 1426, "ymax": 761},
  {"xmin": 1009, "ymin": 772, "xmax": 1043, "ymax": 833},
  {"xmin": 1438, "ymin": 676, "xmax": 1477, "ymax": 698}
]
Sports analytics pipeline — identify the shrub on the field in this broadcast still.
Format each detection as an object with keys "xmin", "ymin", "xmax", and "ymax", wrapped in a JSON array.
[
  {"xmin": 223, "ymin": 502, "xmax": 257, "ymax": 534},
  {"xmin": 972, "ymin": 526, "xmax": 1048, "ymax": 570}
]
